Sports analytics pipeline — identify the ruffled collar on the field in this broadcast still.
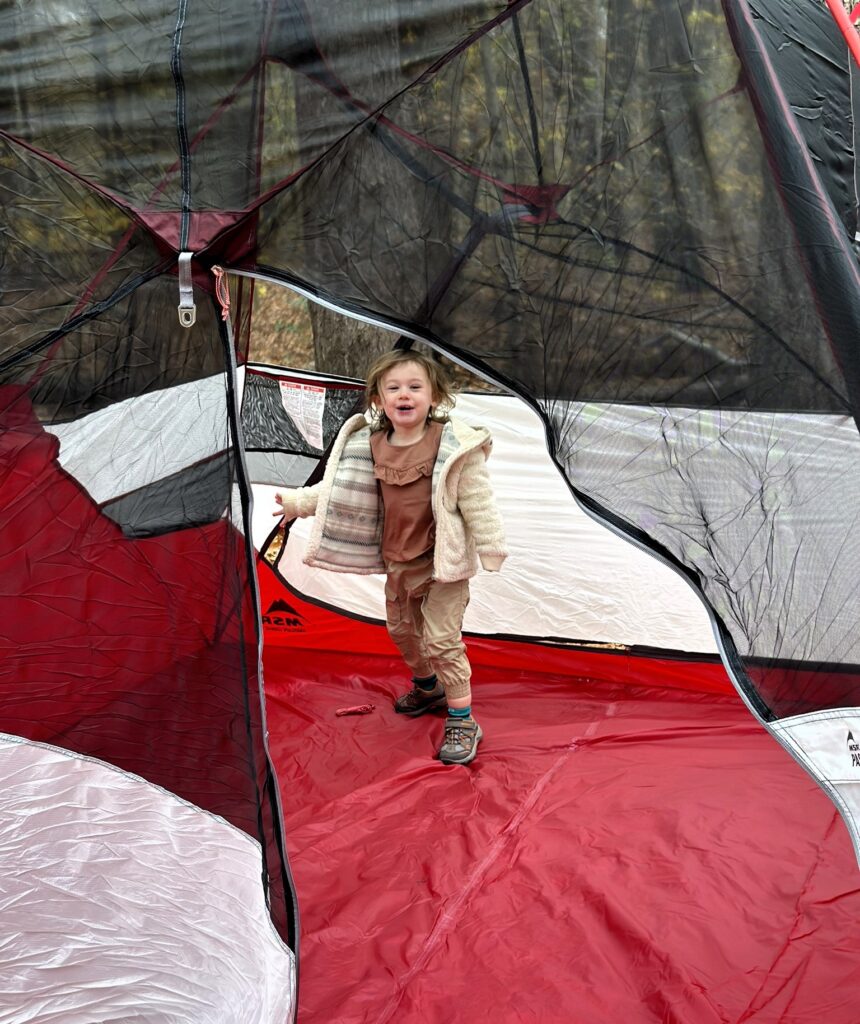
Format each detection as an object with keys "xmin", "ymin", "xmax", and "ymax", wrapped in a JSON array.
[
  {"xmin": 373, "ymin": 459, "xmax": 434, "ymax": 486},
  {"xmin": 370, "ymin": 421, "xmax": 442, "ymax": 486}
]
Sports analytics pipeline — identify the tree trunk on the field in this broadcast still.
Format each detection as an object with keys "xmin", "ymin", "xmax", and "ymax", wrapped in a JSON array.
[
  {"xmin": 292, "ymin": 2, "xmax": 482, "ymax": 377},
  {"xmin": 292, "ymin": 0, "xmax": 404, "ymax": 377},
  {"xmin": 308, "ymin": 305, "xmax": 396, "ymax": 377}
]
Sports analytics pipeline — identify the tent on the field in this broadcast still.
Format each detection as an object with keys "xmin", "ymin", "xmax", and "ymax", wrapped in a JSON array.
[{"xmin": 2, "ymin": 1, "xmax": 860, "ymax": 1021}]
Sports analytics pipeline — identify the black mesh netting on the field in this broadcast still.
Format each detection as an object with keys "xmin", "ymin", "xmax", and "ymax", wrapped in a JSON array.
[{"xmin": 2, "ymin": 0, "xmax": 860, "ymax": 940}]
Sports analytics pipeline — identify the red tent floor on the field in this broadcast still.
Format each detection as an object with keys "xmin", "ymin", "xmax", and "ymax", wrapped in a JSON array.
[{"xmin": 264, "ymin": 646, "xmax": 860, "ymax": 1024}]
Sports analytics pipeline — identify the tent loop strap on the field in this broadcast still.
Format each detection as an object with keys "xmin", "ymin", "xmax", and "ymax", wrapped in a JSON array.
[
  {"xmin": 177, "ymin": 251, "xmax": 196, "ymax": 327},
  {"xmin": 212, "ymin": 265, "xmax": 231, "ymax": 322}
]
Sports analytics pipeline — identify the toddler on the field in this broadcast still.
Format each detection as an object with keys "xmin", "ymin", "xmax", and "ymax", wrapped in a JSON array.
[{"xmin": 274, "ymin": 349, "xmax": 507, "ymax": 764}]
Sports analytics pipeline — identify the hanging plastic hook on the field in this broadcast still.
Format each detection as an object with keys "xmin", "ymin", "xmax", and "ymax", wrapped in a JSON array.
[
  {"xmin": 177, "ymin": 251, "xmax": 196, "ymax": 327},
  {"xmin": 212, "ymin": 265, "xmax": 231, "ymax": 322}
]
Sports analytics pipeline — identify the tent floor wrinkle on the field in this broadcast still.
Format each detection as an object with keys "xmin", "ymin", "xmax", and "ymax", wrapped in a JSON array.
[{"xmin": 373, "ymin": 716, "xmax": 602, "ymax": 1024}]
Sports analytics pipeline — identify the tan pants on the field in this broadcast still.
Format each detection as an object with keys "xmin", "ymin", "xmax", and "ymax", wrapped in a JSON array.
[{"xmin": 384, "ymin": 552, "xmax": 472, "ymax": 703}]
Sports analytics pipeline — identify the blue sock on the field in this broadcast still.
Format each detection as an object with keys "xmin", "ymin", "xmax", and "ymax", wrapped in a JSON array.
[
  {"xmin": 413, "ymin": 674, "xmax": 438, "ymax": 692},
  {"xmin": 448, "ymin": 705, "xmax": 471, "ymax": 719}
]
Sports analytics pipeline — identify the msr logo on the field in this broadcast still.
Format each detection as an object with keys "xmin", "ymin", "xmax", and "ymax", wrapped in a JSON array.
[
  {"xmin": 263, "ymin": 599, "xmax": 305, "ymax": 632},
  {"xmin": 849, "ymin": 731, "xmax": 860, "ymax": 769}
]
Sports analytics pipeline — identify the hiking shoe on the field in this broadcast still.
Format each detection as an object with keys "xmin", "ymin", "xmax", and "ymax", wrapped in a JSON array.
[
  {"xmin": 394, "ymin": 684, "xmax": 446, "ymax": 717},
  {"xmin": 438, "ymin": 717, "xmax": 482, "ymax": 765}
]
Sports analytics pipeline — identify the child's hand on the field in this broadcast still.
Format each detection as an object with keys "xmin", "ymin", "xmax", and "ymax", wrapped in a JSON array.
[{"xmin": 273, "ymin": 492, "xmax": 289, "ymax": 518}]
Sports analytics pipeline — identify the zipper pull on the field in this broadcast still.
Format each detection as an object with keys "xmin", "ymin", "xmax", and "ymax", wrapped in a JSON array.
[{"xmin": 177, "ymin": 251, "xmax": 196, "ymax": 327}]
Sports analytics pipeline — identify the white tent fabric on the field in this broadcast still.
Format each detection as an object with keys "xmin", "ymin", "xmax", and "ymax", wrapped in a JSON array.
[
  {"xmin": 772, "ymin": 709, "xmax": 860, "ymax": 860},
  {"xmin": 0, "ymin": 734, "xmax": 295, "ymax": 1024},
  {"xmin": 252, "ymin": 392, "xmax": 717, "ymax": 653},
  {"xmin": 48, "ymin": 373, "xmax": 231, "ymax": 505}
]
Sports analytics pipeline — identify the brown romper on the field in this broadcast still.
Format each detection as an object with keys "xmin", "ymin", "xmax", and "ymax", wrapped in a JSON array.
[{"xmin": 370, "ymin": 422, "xmax": 472, "ymax": 701}]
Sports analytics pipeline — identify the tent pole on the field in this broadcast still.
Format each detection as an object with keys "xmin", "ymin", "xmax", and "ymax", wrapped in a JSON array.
[{"xmin": 823, "ymin": 0, "xmax": 860, "ymax": 68}]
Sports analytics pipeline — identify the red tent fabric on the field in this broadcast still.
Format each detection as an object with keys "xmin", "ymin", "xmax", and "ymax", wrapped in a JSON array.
[{"xmin": 261, "ymin": 571, "xmax": 860, "ymax": 1024}]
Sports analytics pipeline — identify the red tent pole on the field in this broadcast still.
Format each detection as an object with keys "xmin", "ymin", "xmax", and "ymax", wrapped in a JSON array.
[{"xmin": 824, "ymin": 0, "xmax": 860, "ymax": 68}]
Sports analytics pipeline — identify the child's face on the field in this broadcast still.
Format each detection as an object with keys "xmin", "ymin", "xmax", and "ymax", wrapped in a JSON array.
[{"xmin": 378, "ymin": 361, "xmax": 435, "ymax": 433}]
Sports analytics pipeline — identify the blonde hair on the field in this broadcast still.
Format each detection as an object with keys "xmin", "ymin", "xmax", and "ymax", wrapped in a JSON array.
[{"xmin": 365, "ymin": 349, "xmax": 456, "ymax": 433}]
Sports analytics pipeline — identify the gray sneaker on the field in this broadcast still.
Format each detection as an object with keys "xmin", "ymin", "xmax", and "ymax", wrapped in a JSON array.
[
  {"xmin": 394, "ymin": 684, "xmax": 446, "ymax": 717},
  {"xmin": 438, "ymin": 717, "xmax": 483, "ymax": 765}
]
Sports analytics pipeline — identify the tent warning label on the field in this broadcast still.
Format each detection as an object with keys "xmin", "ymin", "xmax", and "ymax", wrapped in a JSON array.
[{"xmin": 279, "ymin": 381, "xmax": 325, "ymax": 449}]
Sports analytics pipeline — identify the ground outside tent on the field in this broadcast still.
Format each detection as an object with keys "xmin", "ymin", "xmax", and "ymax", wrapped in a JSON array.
[{"xmin": 260, "ymin": 572, "xmax": 860, "ymax": 1024}]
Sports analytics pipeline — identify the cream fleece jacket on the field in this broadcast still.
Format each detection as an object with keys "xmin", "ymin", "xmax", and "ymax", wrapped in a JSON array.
[{"xmin": 277, "ymin": 414, "xmax": 507, "ymax": 582}]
